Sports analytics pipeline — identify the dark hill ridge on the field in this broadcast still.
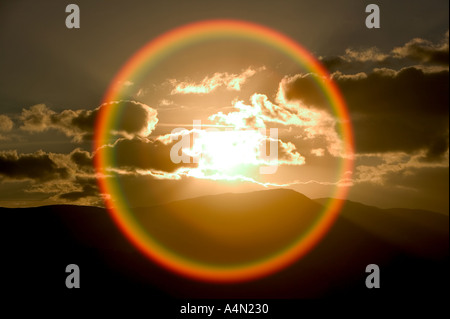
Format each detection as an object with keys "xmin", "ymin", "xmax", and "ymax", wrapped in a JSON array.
[
  {"xmin": 1, "ymin": 189, "xmax": 448, "ymax": 298},
  {"xmin": 315, "ymin": 198, "xmax": 449, "ymax": 259}
]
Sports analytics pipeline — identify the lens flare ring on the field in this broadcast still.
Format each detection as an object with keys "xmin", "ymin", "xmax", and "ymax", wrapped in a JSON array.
[{"xmin": 94, "ymin": 19, "xmax": 354, "ymax": 283}]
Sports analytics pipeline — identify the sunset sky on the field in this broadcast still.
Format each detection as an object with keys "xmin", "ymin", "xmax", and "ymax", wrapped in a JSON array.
[{"xmin": 0, "ymin": 0, "xmax": 448, "ymax": 214}]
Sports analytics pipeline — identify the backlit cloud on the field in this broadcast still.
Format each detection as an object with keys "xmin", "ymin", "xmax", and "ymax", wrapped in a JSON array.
[
  {"xmin": 322, "ymin": 31, "xmax": 449, "ymax": 72},
  {"xmin": 354, "ymin": 150, "xmax": 448, "ymax": 186},
  {"xmin": 0, "ymin": 115, "xmax": 13, "ymax": 141},
  {"xmin": 392, "ymin": 31, "xmax": 449, "ymax": 65},
  {"xmin": 209, "ymin": 91, "xmax": 348, "ymax": 158},
  {"xmin": 342, "ymin": 47, "xmax": 389, "ymax": 63},
  {"xmin": 0, "ymin": 115, "xmax": 13, "ymax": 132},
  {"xmin": 170, "ymin": 67, "xmax": 264, "ymax": 95},
  {"xmin": 0, "ymin": 150, "xmax": 70, "ymax": 182},
  {"xmin": 56, "ymin": 176, "xmax": 99, "ymax": 202},
  {"xmin": 210, "ymin": 93, "xmax": 318, "ymax": 129},
  {"xmin": 0, "ymin": 148, "xmax": 101, "ymax": 205},
  {"xmin": 20, "ymin": 101, "xmax": 158, "ymax": 142},
  {"xmin": 280, "ymin": 67, "xmax": 449, "ymax": 158}
]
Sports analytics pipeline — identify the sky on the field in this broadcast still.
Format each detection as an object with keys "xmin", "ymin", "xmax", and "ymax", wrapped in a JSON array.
[{"xmin": 0, "ymin": 0, "xmax": 448, "ymax": 214}]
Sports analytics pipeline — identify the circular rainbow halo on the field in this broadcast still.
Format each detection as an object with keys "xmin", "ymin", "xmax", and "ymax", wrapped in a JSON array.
[{"xmin": 94, "ymin": 20, "xmax": 354, "ymax": 283}]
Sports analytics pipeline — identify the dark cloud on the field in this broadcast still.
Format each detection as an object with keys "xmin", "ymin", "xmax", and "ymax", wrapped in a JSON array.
[
  {"xmin": 97, "ymin": 135, "xmax": 198, "ymax": 173},
  {"xmin": 421, "ymin": 134, "xmax": 449, "ymax": 162},
  {"xmin": 98, "ymin": 100, "xmax": 158, "ymax": 139},
  {"xmin": 281, "ymin": 67, "xmax": 449, "ymax": 157},
  {"xmin": 57, "ymin": 176, "xmax": 99, "ymax": 202},
  {"xmin": 70, "ymin": 148, "xmax": 94, "ymax": 172},
  {"xmin": 0, "ymin": 150, "xmax": 70, "ymax": 182},
  {"xmin": 349, "ymin": 166, "xmax": 449, "ymax": 214},
  {"xmin": 20, "ymin": 100, "xmax": 158, "ymax": 142},
  {"xmin": 321, "ymin": 31, "xmax": 449, "ymax": 72},
  {"xmin": 279, "ymin": 73, "xmax": 329, "ymax": 109},
  {"xmin": 384, "ymin": 166, "xmax": 449, "ymax": 195},
  {"xmin": 392, "ymin": 32, "xmax": 449, "ymax": 65},
  {"xmin": 320, "ymin": 49, "xmax": 391, "ymax": 73},
  {"xmin": 0, "ymin": 148, "xmax": 101, "ymax": 205},
  {"xmin": 335, "ymin": 67, "xmax": 448, "ymax": 115}
]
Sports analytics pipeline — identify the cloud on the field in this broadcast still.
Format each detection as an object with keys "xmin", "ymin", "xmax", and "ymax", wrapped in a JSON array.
[
  {"xmin": 95, "ymin": 126, "xmax": 306, "ymax": 187},
  {"xmin": 20, "ymin": 100, "xmax": 158, "ymax": 142},
  {"xmin": 0, "ymin": 115, "xmax": 13, "ymax": 141},
  {"xmin": 280, "ymin": 67, "xmax": 449, "ymax": 157},
  {"xmin": 0, "ymin": 115, "xmax": 13, "ymax": 132},
  {"xmin": 170, "ymin": 67, "xmax": 263, "ymax": 95},
  {"xmin": 392, "ymin": 32, "xmax": 449, "ymax": 65},
  {"xmin": 322, "ymin": 31, "xmax": 449, "ymax": 71},
  {"xmin": 159, "ymin": 99, "xmax": 174, "ymax": 106},
  {"xmin": 311, "ymin": 148, "xmax": 325, "ymax": 157},
  {"xmin": 210, "ymin": 93, "xmax": 318, "ymax": 129},
  {"xmin": 0, "ymin": 148, "xmax": 98, "ymax": 182},
  {"xmin": 276, "ymin": 73, "xmax": 329, "ymax": 110},
  {"xmin": 0, "ymin": 148, "xmax": 102, "ymax": 205},
  {"xmin": 348, "ymin": 165, "xmax": 448, "ymax": 214},
  {"xmin": 97, "ymin": 136, "xmax": 198, "ymax": 174},
  {"xmin": 275, "ymin": 139, "xmax": 305, "ymax": 165},
  {"xmin": 70, "ymin": 148, "xmax": 94, "ymax": 172},
  {"xmin": 56, "ymin": 176, "xmax": 99, "ymax": 202},
  {"xmin": 354, "ymin": 150, "xmax": 448, "ymax": 186},
  {"xmin": 0, "ymin": 150, "xmax": 70, "ymax": 182},
  {"xmin": 23, "ymin": 174, "xmax": 101, "ymax": 206},
  {"xmin": 422, "ymin": 133, "xmax": 449, "ymax": 162},
  {"xmin": 342, "ymin": 47, "xmax": 389, "ymax": 63},
  {"xmin": 209, "ymin": 92, "xmax": 349, "ymax": 158},
  {"xmin": 282, "ymin": 32, "xmax": 449, "ymax": 196}
]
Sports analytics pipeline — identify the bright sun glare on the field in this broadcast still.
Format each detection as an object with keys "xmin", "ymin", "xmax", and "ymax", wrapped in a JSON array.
[{"xmin": 187, "ymin": 130, "xmax": 266, "ymax": 175}]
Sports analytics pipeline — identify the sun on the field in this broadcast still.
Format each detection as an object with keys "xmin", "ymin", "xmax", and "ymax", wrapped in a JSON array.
[{"xmin": 188, "ymin": 130, "xmax": 265, "ymax": 176}]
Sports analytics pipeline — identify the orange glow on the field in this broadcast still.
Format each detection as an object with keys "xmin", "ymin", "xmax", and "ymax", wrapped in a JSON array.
[{"xmin": 94, "ymin": 19, "xmax": 354, "ymax": 283}]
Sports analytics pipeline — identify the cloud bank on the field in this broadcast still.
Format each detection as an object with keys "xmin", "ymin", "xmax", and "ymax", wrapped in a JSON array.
[{"xmin": 20, "ymin": 100, "xmax": 158, "ymax": 142}]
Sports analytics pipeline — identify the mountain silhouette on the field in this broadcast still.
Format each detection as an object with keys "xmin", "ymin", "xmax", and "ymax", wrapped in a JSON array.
[
  {"xmin": 1, "ymin": 189, "xmax": 448, "ymax": 299},
  {"xmin": 316, "ymin": 198, "xmax": 449, "ymax": 259},
  {"xmin": 133, "ymin": 189, "xmax": 322, "ymax": 265}
]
